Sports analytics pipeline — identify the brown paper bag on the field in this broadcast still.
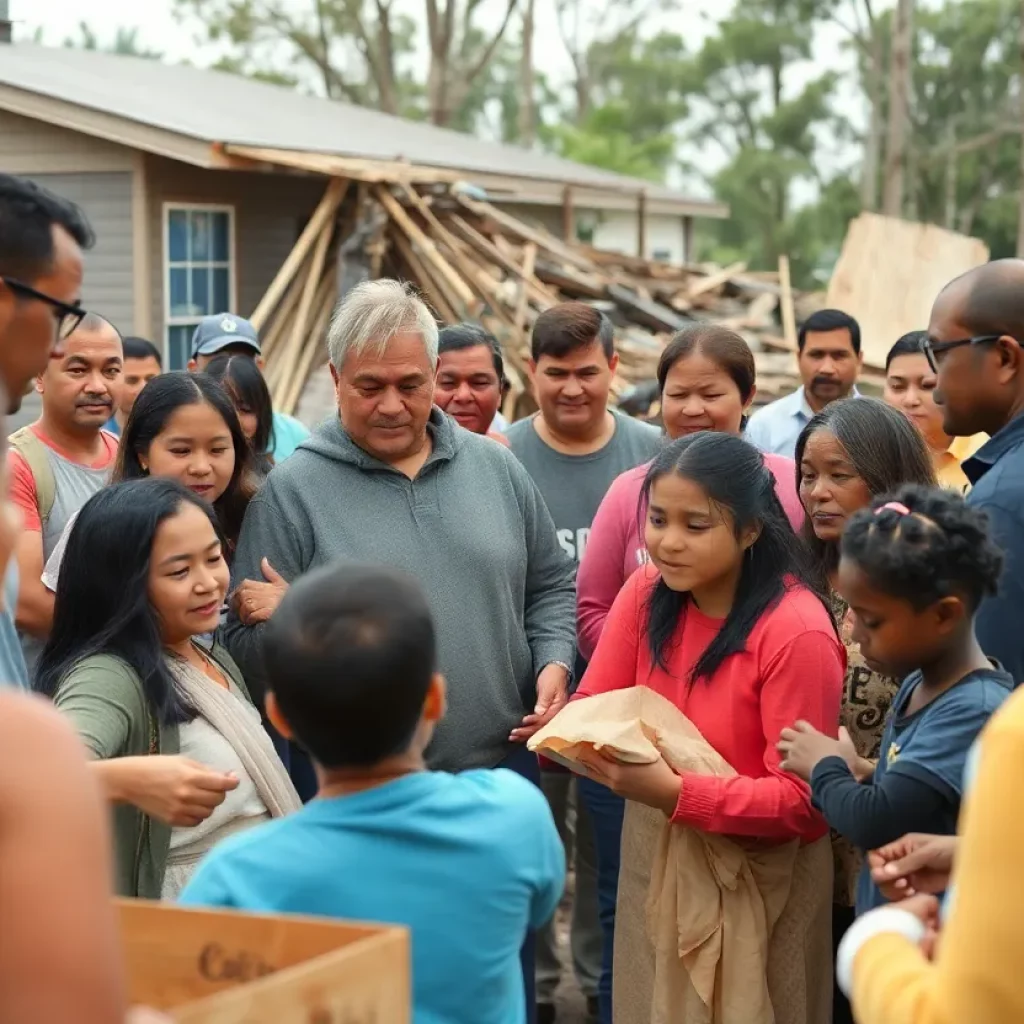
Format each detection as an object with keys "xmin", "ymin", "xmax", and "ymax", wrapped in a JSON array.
[{"xmin": 528, "ymin": 687, "xmax": 729, "ymax": 776}]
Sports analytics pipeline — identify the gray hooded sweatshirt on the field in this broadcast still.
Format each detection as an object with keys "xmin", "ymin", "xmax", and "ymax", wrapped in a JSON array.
[{"xmin": 222, "ymin": 408, "xmax": 577, "ymax": 772}]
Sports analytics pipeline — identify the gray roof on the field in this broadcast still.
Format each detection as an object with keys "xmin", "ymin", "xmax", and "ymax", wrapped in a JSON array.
[{"xmin": 0, "ymin": 43, "xmax": 722, "ymax": 211}]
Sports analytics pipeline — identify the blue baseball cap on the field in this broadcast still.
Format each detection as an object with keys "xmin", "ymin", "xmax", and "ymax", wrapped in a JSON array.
[{"xmin": 190, "ymin": 314, "xmax": 261, "ymax": 358}]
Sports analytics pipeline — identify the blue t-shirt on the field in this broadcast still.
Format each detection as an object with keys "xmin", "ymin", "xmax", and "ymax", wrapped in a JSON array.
[
  {"xmin": 179, "ymin": 769, "xmax": 564, "ymax": 1024},
  {"xmin": 269, "ymin": 411, "xmax": 310, "ymax": 462},
  {"xmin": 856, "ymin": 665, "xmax": 1011, "ymax": 911}
]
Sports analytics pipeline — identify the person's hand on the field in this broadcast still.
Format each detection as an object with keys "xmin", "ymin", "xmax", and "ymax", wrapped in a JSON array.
[
  {"xmin": 837, "ymin": 725, "xmax": 875, "ymax": 783},
  {"xmin": 868, "ymin": 833, "xmax": 958, "ymax": 900},
  {"xmin": 777, "ymin": 720, "xmax": 845, "ymax": 782},
  {"xmin": 125, "ymin": 756, "xmax": 239, "ymax": 827},
  {"xmin": 231, "ymin": 558, "xmax": 289, "ymax": 625},
  {"xmin": 892, "ymin": 893, "xmax": 943, "ymax": 960},
  {"xmin": 510, "ymin": 663, "xmax": 569, "ymax": 743},
  {"xmin": 127, "ymin": 1009, "xmax": 175, "ymax": 1023},
  {"xmin": 575, "ymin": 744, "xmax": 680, "ymax": 816}
]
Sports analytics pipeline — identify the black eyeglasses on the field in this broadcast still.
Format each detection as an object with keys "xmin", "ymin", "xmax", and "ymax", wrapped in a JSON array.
[
  {"xmin": 0, "ymin": 277, "xmax": 87, "ymax": 341},
  {"xmin": 921, "ymin": 334, "xmax": 1003, "ymax": 373}
]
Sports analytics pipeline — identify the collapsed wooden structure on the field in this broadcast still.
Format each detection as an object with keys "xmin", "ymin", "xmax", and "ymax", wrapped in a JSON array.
[{"xmin": 246, "ymin": 170, "xmax": 821, "ymax": 420}]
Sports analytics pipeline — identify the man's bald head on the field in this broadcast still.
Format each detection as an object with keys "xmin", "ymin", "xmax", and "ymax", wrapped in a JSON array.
[{"xmin": 937, "ymin": 259, "xmax": 1024, "ymax": 339}]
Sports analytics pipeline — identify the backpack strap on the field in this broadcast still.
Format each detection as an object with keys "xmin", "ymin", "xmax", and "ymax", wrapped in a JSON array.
[{"xmin": 8, "ymin": 426, "xmax": 56, "ymax": 527}]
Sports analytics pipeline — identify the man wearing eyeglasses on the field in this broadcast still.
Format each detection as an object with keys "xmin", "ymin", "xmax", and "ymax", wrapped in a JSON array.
[
  {"xmin": 0, "ymin": 175, "xmax": 93, "ymax": 414},
  {"xmin": 0, "ymin": 175, "xmax": 94, "ymax": 691},
  {"xmin": 928, "ymin": 259, "xmax": 1024, "ymax": 687}
]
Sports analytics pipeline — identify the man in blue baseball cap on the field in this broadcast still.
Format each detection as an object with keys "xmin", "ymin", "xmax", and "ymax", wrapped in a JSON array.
[{"xmin": 187, "ymin": 313, "xmax": 309, "ymax": 462}]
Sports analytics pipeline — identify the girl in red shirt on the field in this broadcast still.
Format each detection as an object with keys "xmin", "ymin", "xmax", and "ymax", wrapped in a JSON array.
[{"xmin": 575, "ymin": 431, "xmax": 845, "ymax": 1022}]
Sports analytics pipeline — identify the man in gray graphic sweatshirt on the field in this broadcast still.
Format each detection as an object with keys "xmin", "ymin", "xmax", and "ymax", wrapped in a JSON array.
[{"xmin": 225, "ymin": 280, "xmax": 576, "ymax": 775}]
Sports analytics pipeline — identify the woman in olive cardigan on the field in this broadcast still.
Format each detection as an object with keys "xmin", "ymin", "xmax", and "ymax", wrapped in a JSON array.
[{"xmin": 36, "ymin": 479, "xmax": 299, "ymax": 900}]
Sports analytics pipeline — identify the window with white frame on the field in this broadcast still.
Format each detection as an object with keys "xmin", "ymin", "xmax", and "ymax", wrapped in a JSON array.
[{"xmin": 164, "ymin": 205, "xmax": 235, "ymax": 369}]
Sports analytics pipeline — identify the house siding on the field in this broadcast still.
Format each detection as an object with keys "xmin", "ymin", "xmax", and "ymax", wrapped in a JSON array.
[
  {"xmin": 12, "ymin": 171, "xmax": 135, "ymax": 334},
  {"xmin": 145, "ymin": 157, "xmax": 327, "ymax": 362},
  {"xmin": 0, "ymin": 109, "xmax": 134, "ymax": 173}
]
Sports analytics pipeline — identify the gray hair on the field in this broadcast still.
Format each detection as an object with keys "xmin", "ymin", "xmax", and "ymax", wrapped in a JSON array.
[{"xmin": 326, "ymin": 279, "xmax": 439, "ymax": 371}]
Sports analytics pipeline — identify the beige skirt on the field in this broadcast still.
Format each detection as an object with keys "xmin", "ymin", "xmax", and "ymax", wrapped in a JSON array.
[{"xmin": 613, "ymin": 801, "xmax": 834, "ymax": 1024}]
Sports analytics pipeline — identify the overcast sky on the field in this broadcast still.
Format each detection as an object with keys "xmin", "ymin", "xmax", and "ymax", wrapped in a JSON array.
[
  {"xmin": 17, "ymin": 0, "xmax": 728, "ymax": 79},
  {"xmin": 15, "ymin": 0, "xmax": 861, "ymax": 197}
]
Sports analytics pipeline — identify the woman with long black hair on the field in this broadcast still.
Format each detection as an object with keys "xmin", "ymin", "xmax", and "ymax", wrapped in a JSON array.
[
  {"xmin": 37, "ymin": 478, "xmax": 299, "ymax": 900},
  {"xmin": 573, "ymin": 432, "xmax": 844, "ymax": 1022},
  {"xmin": 794, "ymin": 396, "xmax": 936, "ymax": 1024}
]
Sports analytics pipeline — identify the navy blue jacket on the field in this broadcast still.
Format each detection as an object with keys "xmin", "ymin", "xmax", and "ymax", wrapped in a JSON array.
[{"xmin": 965, "ymin": 415, "xmax": 1024, "ymax": 687}]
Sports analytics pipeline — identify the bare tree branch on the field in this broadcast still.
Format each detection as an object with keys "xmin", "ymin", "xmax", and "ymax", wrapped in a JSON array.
[{"xmin": 463, "ymin": 0, "xmax": 518, "ymax": 84}]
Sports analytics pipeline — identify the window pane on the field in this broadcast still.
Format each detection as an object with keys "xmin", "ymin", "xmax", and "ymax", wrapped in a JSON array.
[
  {"xmin": 169, "ymin": 268, "xmax": 189, "ymax": 318},
  {"xmin": 211, "ymin": 213, "xmax": 230, "ymax": 262},
  {"xmin": 212, "ymin": 267, "xmax": 229, "ymax": 312},
  {"xmin": 167, "ymin": 325, "xmax": 192, "ymax": 371},
  {"xmin": 190, "ymin": 211, "xmax": 212, "ymax": 261},
  {"xmin": 191, "ymin": 267, "xmax": 210, "ymax": 316},
  {"xmin": 168, "ymin": 210, "xmax": 188, "ymax": 262}
]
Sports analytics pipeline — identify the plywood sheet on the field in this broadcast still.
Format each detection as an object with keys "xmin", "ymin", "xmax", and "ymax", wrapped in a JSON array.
[{"xmin": 826, "ymin": 213, "xmax": 989, "ymax": 369}]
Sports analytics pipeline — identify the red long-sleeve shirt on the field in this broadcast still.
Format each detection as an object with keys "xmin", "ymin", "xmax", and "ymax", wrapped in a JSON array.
[{"xmin": 575, "ymin": 565, "xmax": 845, "ymax": 843}]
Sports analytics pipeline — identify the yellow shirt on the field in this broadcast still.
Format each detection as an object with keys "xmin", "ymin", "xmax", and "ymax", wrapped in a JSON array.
[
  {"xmin": 935, "ymin": 434, "xmax": 987, "ymax": 493},
  {"xmin": 850, "ymin": 685, "xmax": 1024, "ymax": 1023}
]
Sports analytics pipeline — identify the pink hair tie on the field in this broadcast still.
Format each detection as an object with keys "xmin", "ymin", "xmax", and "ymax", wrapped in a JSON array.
[{"xmin": 876, "ymin": 501, "xmax": 910, "ymax": 516}]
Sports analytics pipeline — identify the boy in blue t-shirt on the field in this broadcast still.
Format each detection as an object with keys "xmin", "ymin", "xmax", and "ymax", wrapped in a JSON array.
[{"xmin": 179, "ymin": 562, "xmax": 564, "ymax": 1024}]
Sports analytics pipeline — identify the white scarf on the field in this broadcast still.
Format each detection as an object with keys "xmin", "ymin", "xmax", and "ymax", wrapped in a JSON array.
[{"xmin": 167, "ymin": 653, "xmax": 302, "ymax": 818}]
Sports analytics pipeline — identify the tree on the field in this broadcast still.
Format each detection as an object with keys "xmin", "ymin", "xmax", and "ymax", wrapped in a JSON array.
[
  {"xmin": 61, "ymin": 22, "xmax": 163, "ymax": 58},
  {"xmin": 904, "ymin": 0, "xmax": 1020, "ymax": 245},
  {"xmin": 541, "ymin": 25, "xmax": 692, "ymax": 180},
  {"xmin": 882, "ymin": 0, "xmax": 914, "ymax": 216},
  {"xmin": 517, "ymin": 0, "xmax": 536, "ymax": 145},
  {"xmin": 684, "ymin": 0, "xmax": 839, "ymax": 277},
  {"xmin": 173, "ymin": 0, "xmax": 521, "ymax": 127},
  {"xmin": 554, "ymin": 0, "xmax": 674, "ymax": 124},
  {"xmin": 544, "ymin": 102, "xmax": 677, "ymax": 179},
  {"xmin": 825, "ymin": 0, "xmax": 885, "ymax": 210}
]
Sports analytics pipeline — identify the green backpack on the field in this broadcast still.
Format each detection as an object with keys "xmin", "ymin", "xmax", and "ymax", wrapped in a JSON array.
[{"xmin": 8, "ymin": 426, "xmax": 56, "ymax": 526}]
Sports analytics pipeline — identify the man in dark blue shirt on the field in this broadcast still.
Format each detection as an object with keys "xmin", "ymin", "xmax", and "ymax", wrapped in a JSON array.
[{"xmin": 928, "ymin": 259, "xmax": 1024, "ymax": 686}]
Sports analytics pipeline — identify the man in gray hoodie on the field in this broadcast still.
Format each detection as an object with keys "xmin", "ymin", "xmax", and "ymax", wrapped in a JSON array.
[{"xmin": 225, "ymin": 279, "xmax": 577, "ymax": 778}]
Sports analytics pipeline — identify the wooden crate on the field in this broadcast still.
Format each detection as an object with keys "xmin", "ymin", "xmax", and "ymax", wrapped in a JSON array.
[{"xmin": 118, "ymin": 898, "xmax": 410, "ymax": 1023}]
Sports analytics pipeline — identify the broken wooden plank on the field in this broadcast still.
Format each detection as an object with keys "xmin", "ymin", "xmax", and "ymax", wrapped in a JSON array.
[
  {"xmin": 686, "ymin": 261, "xmax": 747, "ymax": 302},
  {"xmin": 778, "ymin": 254, "xmax": 798, "ymax": 352},
  {"xmin": 606, "ymin": 284, "xmax": 692, "ymax": 333},
  {"xmin": 250, "ymin": 178, "xmax": 346, "ymax": 331},
  {"xmin": 375, "ymin": 186, "xmax": 479, "ymax": 318}
]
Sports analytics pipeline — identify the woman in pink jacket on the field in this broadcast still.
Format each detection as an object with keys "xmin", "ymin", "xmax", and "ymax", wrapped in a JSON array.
[{"xmin": 577, "ymin": 324, "xmax": 804, "ymax": 660}]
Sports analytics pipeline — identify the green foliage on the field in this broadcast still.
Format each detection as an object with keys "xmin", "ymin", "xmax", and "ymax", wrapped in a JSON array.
[
  {"xmin": 62, "ymin": 21, "xmax": 163, "ymax": 58},
  {"xmin": 684, "ymin": 0, "xmax": 841, "ymax": 282},
  {"xmin": 542, "ymin": 101, "xmax": 678, "ymax": 180},
  {"xmin": 907, "ymin": 0, "xmax": 1021, "ymax": 245}
]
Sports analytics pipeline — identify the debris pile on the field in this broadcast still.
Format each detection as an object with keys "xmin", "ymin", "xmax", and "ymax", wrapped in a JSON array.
[{"xmin": 246, "ymin": 175, "xmax": 818, "ymax": 420}]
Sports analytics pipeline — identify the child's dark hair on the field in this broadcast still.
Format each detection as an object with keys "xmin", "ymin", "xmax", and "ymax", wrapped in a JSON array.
[
  {"xmin": 203, "ymin": 353, "xmax": 275, "ymax": 475},
  {"xmin": 264, "ymin": 562, "xmax": 437, "ymax": 769},
  {"xmin": 641, "ymin": 432, "xmax": 831, "ymax": 683},
  {"xmin": 841, "ymin": 484, "xmax": 1003, "ymax": 612}
]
